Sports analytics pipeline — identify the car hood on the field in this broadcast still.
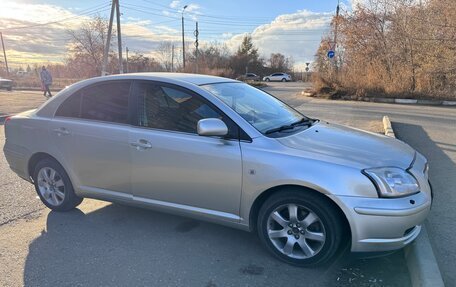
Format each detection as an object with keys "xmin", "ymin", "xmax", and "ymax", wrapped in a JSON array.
[{"xmin": 276, "ymin": 121, "xmax": 415, "ymax": 169}]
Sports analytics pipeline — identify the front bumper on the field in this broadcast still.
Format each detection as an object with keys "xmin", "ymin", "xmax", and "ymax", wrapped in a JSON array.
[{"xmin": 328, "ymin": 184, "xmax": 432, "ymax": 252}]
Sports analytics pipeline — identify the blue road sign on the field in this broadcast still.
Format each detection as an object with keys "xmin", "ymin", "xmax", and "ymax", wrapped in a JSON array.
[{"xmin": 327, "ymin": 50, "xmax": 335, "ymax": 59}]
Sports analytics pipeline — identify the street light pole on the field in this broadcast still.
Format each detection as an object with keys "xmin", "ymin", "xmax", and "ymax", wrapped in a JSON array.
[{"xmin": 181, "ymin": 5, "xmax": 188, "ymax": 71}]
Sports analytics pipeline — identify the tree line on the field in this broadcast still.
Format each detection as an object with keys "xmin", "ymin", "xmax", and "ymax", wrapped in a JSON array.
[
  {"xmin": 314, "ymin": 0, "xmax": 456, "ymax": 99},
  {"xmin": 29, "ymin": 16, "xmax": 294, "ymax": 80}
]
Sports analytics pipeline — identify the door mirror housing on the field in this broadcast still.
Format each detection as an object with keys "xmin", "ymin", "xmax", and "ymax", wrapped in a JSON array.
[{"xmin": 197, "ymin": 118, "xmax": 228, "ymax": 137}]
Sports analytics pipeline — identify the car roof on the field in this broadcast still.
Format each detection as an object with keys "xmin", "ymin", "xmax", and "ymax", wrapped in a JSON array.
[{"xmin": 89, "ymin": 72, "xmax": 238, "ymax": 86}]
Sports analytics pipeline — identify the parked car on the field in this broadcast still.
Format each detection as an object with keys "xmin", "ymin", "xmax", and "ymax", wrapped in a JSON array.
[
  {"xmin": 0, "ymin": 77, "xmax": 13, "ymax": 91},
  {"xmin": 263, "ymin": 73, "xmax": 292, "ymax": 82},
  {"xmin": 4, "ymin": 73, "xmax": 431, "ymax": 266},
  {"xmin": 236, "ymin": 73, "xmax": 260, "ymax": 82}
]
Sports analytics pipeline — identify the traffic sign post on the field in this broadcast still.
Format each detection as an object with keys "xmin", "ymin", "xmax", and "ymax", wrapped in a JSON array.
[{"xmin": 305, "ymin": 62, "xmax": 310, "ymax": 82}]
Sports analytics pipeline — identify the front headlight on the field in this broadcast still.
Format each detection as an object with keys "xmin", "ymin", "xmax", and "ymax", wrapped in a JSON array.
[{"xmin": 363, "ymin": 167, "xmax": 420, "ymax": 198}]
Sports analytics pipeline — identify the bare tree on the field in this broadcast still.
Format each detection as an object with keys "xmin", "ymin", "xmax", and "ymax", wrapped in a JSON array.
[
  {"xmin": 66, "ymin": 16, "xmax": 116, "ymax": 77},
  {"xmin": 156, "ymin": 41, "xmax": 176, "ymax": 72},
  {"xmin": 314, "ymin": 0, "xmax": 456, "ymax": 99}
]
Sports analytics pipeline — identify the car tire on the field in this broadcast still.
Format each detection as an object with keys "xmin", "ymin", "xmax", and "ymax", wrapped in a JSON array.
[
  {"xmin": 281, "ymin": 78, "xmax": 286, "ymax": 82},
  {"xmin": 7, "ymin": 87, "xmax": 12, "ymax": 91},
  {"xmin": 265, "ymin": 78, "xmax": 270, "ymax": 82},
  {"xmin": 257, "ymin": 189, "xmax": 346, "ymax": 267},
  {"xmin": 33, "ymin": 158, "xmax": 83, "ymax": 211}
]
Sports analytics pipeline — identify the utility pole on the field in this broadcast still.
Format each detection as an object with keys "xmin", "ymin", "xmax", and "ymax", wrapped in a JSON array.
[
  {"xmin": 181, "ymin": 5, "xmax": 188, "ymax": 71},
  {"xmin": 101, "ymin": 0, "xmax": 116, "ymax": 76},
  {"xmin": 115, "ymin": 0, "xmax": 123, "ymax": 74},
  {"xmin": 0, "ymin": 32, "xmax": 9, "ymax": 76},
  {"xmin": 194, "ymin": 21, "xmax": 199, "ymax": 74},
  {"xmin": 125, "ymin": 46, "xmax": 129, "ymax": 73},
  {"xmin": 171, "ymin": 44, "xmax": 174, "ymax": 72}
]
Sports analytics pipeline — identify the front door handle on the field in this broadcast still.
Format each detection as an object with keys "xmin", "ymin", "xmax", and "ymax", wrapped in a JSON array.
[
  {"xmin": 53, "ymin": 127, "xmax": 70, "ymax": 136},
  {"xmin": 130, "ymin": 139, "xmax": 152, "ymax": 150}
]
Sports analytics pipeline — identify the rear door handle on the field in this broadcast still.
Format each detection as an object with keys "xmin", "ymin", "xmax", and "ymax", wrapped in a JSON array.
[
  {"xmin": 53, "ymin": 128, "xmax": 70, "ymax": 136},
  {"xmin": 130, "ymin": 139, "xmax": 152, "ymax": 150}
]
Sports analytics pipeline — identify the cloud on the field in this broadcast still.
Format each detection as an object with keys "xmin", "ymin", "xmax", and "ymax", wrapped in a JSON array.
[
  {"xmin": 222, "ymin": 9, "xmax": 332, "ymax": 69},
  {"xmin": 166, "ymin": 1, "xmax": 201, "ymax": 20},
  {"xmin": 0, "ymin": 0, "xmax": 331, "ymax": 71},
  {"xmin": 169, "ymin": 1, "xmax": 181, "ymax": 9},
  {"xmin": 0, "ymin": 0, "xmax": 113, "ymax": 65}
]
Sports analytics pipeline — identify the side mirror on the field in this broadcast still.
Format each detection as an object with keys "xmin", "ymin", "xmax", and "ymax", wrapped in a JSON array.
[{"xmin": 197, "ymin": 118, "xmax": 228, "ymax": 137}]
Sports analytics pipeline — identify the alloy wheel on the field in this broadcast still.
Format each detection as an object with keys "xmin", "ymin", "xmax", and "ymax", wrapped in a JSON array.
[
  {"xmin": 37, "ymin": 167, "xmax": 65, "ymax": 206},
  {"xmin": 267, "ymin": 203, "xmax": 326, "ymax": 259}
]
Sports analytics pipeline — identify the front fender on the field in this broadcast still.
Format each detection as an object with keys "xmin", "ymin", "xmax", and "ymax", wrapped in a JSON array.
[{"xmin": 239, "ymin": 140, "xmax": 377, "ymax": 227}]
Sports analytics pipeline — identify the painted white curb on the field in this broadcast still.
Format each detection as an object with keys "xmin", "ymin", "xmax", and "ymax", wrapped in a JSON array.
[
  {"xmin": 395, "ymin": 99, "xmax": 418, "ymax": 104},
  {"xmin": 383, "ymin": 115, "xmax": 445, "ymax": 287},
  {"xmin": 442, "ymin": 101, "xmax": 456, "ymax": 106},
  {"xmin": 382, "ymin": 116, "xmax": 396, "ymax": 138}
]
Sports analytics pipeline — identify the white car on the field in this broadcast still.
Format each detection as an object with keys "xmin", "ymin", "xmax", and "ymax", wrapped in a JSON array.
[{"xmin": 263, "ymin": 73, "xmax": 292, "ymax": 82}]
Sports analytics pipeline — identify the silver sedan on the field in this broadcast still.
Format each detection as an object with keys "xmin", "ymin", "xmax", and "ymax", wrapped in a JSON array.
[{"xmin": 3, "ymin": 73, "xmax": 431, "ymax": 266}]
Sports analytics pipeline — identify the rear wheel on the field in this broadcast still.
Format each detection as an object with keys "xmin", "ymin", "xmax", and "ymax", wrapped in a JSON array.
[
  {"xmin": 257, "ymin": 189, "xmax": 345, "ymax": 266},
  {"xmin": 33, "ymin": 158, "xmax": 83, "ymax": 211}
]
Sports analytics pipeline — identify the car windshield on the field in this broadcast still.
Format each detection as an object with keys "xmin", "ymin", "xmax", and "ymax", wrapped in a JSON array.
[{"xmin": 202, "ymin": 82, "xmax": 310, "ymax": 134}]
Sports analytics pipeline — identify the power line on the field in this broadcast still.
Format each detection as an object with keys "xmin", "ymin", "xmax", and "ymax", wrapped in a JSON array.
[
  {"xmin": 2, "ymin": 2, "xmax": 111, "ymax": 31},
  {"xmin": 140, "ymin": 0, "xmax": 279, "ymax": 21},
  {"xmin": 123, "ymin": 3, "xmax": 277, "ymax": 25}
]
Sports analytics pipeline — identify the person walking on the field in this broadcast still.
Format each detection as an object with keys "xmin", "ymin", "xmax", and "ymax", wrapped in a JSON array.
[{"xmin": 40, "ymin": 66, "xmax": 53, "ymax": 98}]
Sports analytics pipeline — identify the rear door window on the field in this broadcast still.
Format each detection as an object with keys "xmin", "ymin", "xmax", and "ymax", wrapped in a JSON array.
[
  {"xmin": 55, "ymin": 91, "xmax": 82, "ymax": 118},
  {"xmin": 80, "ymin": 81, "xmax": 131, "ymax": 124}
]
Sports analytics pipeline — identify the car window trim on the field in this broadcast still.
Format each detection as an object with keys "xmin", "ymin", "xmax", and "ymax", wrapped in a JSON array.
[
  {"xmin": 130, "ymin": 80, "xmax": 252, "ymax": 142},
  {"xmin": 52, "ymin": 115, "xmax": 133, "ymax": 128},
  {"xmin": 129, "ymin": 123, "xmax": 241, "ymax": 142}
]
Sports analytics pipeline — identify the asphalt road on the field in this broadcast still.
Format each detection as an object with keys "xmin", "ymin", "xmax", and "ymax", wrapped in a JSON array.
[
  {"xmin": 264, "ymin": 82, "xmax": 456, "ymax": 286},
  {"xmin": 2, "ymin": 83, "xmax": 454, "ymax": 286}
]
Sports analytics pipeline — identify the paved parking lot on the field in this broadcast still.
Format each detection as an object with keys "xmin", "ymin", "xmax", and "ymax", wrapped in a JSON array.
[{"xmin": 2, "ymin": 83, "xmax": 454, "ymax": 286}]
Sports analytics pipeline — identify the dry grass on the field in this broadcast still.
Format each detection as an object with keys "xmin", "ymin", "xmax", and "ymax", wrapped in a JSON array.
[{"xmin": 10, "ymin": 76, "xmax": 82, "ymax": 90}]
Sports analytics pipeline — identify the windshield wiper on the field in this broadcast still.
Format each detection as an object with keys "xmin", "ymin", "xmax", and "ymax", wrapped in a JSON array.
[
  {"xmin": 290, "ymin": 117, "xmax": 313, "ymax": 127},
  {"xmin": 265, "ymin": 125, "xmax": 295, "ymax": 134},
  {"xmin": 264, "ymin": 118, "xmax": 313, "ymax": 135}
]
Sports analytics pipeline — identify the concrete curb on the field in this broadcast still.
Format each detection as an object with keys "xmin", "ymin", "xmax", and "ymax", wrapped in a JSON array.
[
  {"xmin": 382, "ymin": 115, "xmax": 445, "ymax": 287},
  {"xmin": 404, "ymin": 226, "xmax": 445, "ymax": 287},
  {"xmin": 305, "ymin": 92, "xmax": 456, "ymax": 106},
  {"xmin": 382, "ymin": 116, "xmax": 396, "ymax": 138}
]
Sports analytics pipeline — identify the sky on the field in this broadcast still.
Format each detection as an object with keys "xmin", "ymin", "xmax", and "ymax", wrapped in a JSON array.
[{"xmin": 0, "ymin": 0, "xmax": 357, "ymax": 71}]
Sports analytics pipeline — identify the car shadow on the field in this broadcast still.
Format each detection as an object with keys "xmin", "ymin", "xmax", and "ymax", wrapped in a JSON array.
[
  {"xmin": 22, "ymin": 202, "xmax": 412, "ymax": 286},
  {"xmin": 393, "ymin": 121, "xmax": 456, "ymax": 286}
]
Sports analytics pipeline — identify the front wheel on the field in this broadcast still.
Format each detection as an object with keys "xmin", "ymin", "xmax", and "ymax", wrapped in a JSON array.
[
  {"xmin": 265, "ymin": 78, "xmax": 270, "ymax": 82},
  {"xmin": 281, "ymin": 78, "xmax": 287, "ymax": 82},
  {"xmin": 33, "ymin": 158, "xmax": 83, "ymax": 211},
  {"xmin": 257, "ymin": 189, "xmax": 346, "ymax": 266}
]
